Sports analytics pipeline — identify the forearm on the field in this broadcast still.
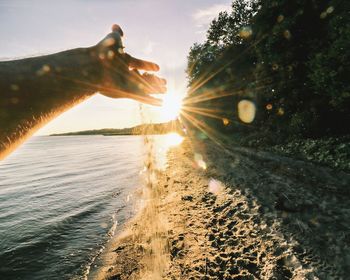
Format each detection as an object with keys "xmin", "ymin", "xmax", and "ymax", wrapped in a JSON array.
[{"xmin": 0, "ymin": 47, "xmax": 101, "ymax": 159}]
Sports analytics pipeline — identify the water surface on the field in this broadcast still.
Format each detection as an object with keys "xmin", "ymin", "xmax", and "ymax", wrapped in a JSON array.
[{"xmin": 0, "ymin": 136, "xmax": 145, "ymax": 280}]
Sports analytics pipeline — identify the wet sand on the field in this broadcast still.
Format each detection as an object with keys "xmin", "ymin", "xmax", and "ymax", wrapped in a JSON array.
[{"xmin": 89, "ymin": 139, "xmax": 350, "ymax": 279}]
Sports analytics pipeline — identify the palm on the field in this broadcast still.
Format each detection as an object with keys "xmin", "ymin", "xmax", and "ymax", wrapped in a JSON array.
[{"xmin": 96, "ymin": 24, "xmax": 166, "ymax": 105}]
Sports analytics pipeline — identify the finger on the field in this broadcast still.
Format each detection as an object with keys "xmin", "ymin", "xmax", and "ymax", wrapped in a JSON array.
[
  {"xmin": 143, "ymin": 73, "xmax": 167, "ymax": 86},
  {"xmin": 100, "ymin": 87, "xmax": 162, "ymax": 106},
  {"xmin": 141, "ymin": 73, "xmax": 167, "ymax": 94},
  {"xmin": 128, "ymin": 70, "xmax": 166, "ymax": 94},
  {"xmin": 125, "ymin": 53, "xmax": 160, "ymax": 71}
]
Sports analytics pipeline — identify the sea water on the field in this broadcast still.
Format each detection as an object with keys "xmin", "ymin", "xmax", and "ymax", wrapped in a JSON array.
[{"xmin": 0, "ymin": 136, "xmax": 146, "ymax": 280}]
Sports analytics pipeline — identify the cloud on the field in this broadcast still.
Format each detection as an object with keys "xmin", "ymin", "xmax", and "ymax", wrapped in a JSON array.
[{"xmin": 193, "ymin": 3, "xmax": 231, "ymax": 27}]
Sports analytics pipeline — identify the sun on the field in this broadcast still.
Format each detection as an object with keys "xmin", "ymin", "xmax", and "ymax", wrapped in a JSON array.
[{"xmin": 159, "ymin": 89, "xmax": 184, "ymax": 121}]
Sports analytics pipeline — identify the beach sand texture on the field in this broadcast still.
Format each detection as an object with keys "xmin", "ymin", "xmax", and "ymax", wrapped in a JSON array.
[{"xmin": 90, "ymin": 139, "xmax": 350, "ymax": 279}]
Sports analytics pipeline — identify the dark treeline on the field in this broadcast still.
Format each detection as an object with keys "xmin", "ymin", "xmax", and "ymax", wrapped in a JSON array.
[{"xmin": 185, "ymin": 0, "xmax": 349, "ymax": 141}]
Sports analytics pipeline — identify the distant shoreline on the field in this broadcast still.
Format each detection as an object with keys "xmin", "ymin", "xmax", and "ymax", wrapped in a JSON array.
[
  {"xmin": 51, "ymin": 132, "xmax": 171, "ymax": 136},
  {"xmin": 50, "ymin": 121, "xmax": 182, "ymax": 136}
]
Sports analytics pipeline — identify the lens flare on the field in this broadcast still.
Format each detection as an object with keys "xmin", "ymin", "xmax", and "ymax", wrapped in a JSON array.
[{"xmin": 238, "ymin": 100, "xmax": 256, "ymax": 123}]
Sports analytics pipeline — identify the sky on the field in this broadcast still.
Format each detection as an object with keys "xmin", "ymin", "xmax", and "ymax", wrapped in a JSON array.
[{"xmin": 0, "ymin": 0, "xmax": 231, "ymax": 135}]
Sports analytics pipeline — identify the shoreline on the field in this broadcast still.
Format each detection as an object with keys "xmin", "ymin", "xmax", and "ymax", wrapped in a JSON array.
[{"xmin": 90, "ymin": 139, "xmax": 350, "ymax": 279}]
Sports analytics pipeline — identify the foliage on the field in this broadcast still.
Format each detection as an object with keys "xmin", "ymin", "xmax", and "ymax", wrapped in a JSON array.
[{"xmin": 186, "ymin": 0, "xmax": 350, "ymax": 138}]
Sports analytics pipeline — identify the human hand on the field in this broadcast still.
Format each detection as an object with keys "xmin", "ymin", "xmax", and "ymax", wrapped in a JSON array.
[{"xmin": 93, "ymin": 24, "xmax": 166, "ymax": 105}]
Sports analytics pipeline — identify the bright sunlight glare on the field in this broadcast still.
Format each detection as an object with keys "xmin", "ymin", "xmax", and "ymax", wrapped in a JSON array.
[{"xmin": 160, "ymin": 89, "xmax": 184, "ymax": 121}]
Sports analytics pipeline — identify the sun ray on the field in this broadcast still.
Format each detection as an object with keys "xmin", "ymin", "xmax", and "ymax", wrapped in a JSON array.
[
  {"xmin": 182, "ymin": 106, "xmax": 225, "ymax": 120},
  {"xmin": 188, "ymin": 34, "xmax": 268, "ymax": 96},
  {"xmin": 184, "ymin": 73, "xmax": 281, "ymax": 106},
  {"xmin": 180, "ymin": 110, "xmax": 238, "ymax": 157}
]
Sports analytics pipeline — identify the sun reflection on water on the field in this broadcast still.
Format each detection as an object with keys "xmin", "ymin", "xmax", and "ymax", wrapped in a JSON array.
[
  {"xmin": 152, "ymin": 133, "xmax": 184, "ymax": 170},
  {"xmin": 163, "ymin": 132, "xmax": 184, "ymax": 147}
]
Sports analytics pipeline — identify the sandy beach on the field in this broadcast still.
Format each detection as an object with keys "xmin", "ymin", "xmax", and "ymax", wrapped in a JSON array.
[{"xmin": 89, "ymin": 139, "xmax": 350, "ymax": 280}]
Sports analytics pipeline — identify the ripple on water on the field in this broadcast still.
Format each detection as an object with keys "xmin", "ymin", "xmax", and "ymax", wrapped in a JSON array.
[{"xmin": 0, "ymin": 136, "xmax": 144, "ymax": 280}]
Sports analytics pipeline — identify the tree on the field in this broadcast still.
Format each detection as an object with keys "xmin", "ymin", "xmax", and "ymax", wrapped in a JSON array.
[{"xmin": 186, "ymin": 0, "xmax": 350, "ymax": 139}]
